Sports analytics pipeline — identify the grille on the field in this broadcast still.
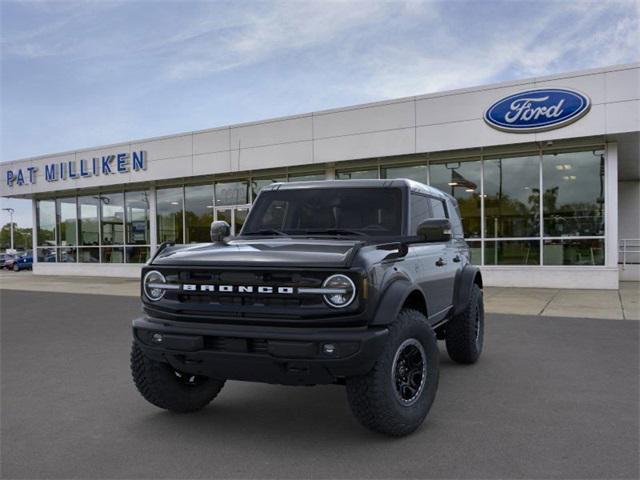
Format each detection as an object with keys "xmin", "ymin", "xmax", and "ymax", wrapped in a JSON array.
[
  {"xmin": 146, "ymin": 267, "xmax": 360, "ymax": 324},
  {"xmin": 165, "ymin": 270, "xmax": 322, "ymax": 287},
  {"xmin": 204, "ymin": 336, "xmax": 269, "ymax": 354},
  {"xmin": 177, "ymin": 294, "xmax": 323, "ymax": 308}
]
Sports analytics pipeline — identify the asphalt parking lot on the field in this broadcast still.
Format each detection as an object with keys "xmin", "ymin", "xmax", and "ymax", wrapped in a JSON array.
[{"xmin": 1, "ymin": 289, "xmax": 638, "ymax": 479}]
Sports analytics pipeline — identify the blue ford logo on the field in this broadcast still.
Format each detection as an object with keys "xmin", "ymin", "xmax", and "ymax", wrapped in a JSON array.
[{"xmin": 484, "ymin": 88, "xmax": 591, "ymax": 132}]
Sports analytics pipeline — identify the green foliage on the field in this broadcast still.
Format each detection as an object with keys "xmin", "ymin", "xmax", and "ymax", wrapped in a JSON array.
[{"xmin": 0, "ymin": 223, "xmax": 32, "ymax": 250}]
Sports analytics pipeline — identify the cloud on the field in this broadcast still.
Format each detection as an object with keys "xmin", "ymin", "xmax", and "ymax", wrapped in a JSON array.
[
  {"xmin": 4, "ymin": 0, "xmax": 636, "ymax": 91},
  {"xmin": 351, "ymin": 0, "xmax": 639, "ymax": 100},
  {"xmin": 1, "ymin": 0, "xmax": 126, "ymax": 58},
  {"xmin": 163, "ymin": 1, "xmax": 402, "ymax": 80}
]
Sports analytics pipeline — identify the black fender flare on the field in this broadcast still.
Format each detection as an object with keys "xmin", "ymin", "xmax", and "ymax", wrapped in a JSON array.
[
  {"xmin": 453, "ymin": 265, "xmax": 483, "ymax": 317},
  {"xmin": 370, "ymin": 277, "xmax": 426, "ymax": 326}
]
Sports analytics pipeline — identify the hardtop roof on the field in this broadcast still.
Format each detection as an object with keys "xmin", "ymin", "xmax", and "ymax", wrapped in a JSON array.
[{"xmin": 261, "ymin": 178, "xmax": 453, "ymax": 201}]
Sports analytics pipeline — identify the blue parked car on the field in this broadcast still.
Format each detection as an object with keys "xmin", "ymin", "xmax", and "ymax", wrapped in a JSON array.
[{"xmin": 13, "ymin": 252, "xmax": 33, "ymax": 271}]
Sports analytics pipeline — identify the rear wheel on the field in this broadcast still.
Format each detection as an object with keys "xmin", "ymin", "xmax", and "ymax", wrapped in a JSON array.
[
  {"xmin": 445, "ymin": 283, "xmax": 484, "ymax": 364},
  {"xmin": 12, "ymin": 263, "xmax": 19, "ymax": 272},
  {"xmin": 345, "ymin": 309, "xmax": 439, "ymax": 436},
  {"xmin": 130, "ymin": 342, "xmax": 225, "ymax": 413}
]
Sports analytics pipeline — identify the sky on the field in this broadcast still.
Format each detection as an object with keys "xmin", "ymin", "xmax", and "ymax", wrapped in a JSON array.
[{"xmin": 1, "ymin": 0, "xmax": 639, "ymax": 228}]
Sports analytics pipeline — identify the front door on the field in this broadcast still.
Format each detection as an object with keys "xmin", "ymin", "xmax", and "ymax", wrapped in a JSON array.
[
  {"xmin": 215, "ymin": 205, "xmax": 251, "ymax": 236},
  {"xmin": 407, "ymin": 243, "xmax": 453, "ymax": 321},
  {"xmin": 407, "ymin": 193, "xmax": 457, "ymax": 322}
]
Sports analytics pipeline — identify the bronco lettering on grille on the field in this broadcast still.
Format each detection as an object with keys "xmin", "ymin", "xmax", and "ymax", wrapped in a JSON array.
[{"xmin": 182, "ymin": 284, "xmax": 295, "ymax": 294}]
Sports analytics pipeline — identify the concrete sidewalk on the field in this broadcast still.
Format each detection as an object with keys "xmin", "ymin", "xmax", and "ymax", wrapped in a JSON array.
[
  {"xmin": 1, "ymin": 270, "xmax": 638, "ymax": 320},
  {"xmin": 485, "ymin": 283, "xmax": 639, "ymax": 320}
]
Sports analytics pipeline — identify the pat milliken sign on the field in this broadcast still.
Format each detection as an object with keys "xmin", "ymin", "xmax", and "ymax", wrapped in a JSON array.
[
  {"xmin": 5, "ymin": 150, "xmax": 147, "ymax": 187},
  {"xmin": 484, "ymin": 88, "xmax": 591, "ymax": 133}
]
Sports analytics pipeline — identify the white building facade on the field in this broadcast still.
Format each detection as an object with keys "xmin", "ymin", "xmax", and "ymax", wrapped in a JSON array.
[{"xmin": 2, "ymin": 63, "xmax": 639, "ymax": 289}]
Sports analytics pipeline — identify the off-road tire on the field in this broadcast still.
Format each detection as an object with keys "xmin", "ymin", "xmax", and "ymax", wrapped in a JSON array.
[
  {"xmin": 345, "ymin": 309, "xmax": 439, "ymax": 436},
  {"xmin": 445, "ymin": 283, "xmax": 484, "ymax": 364},
  {"xmin": 131, "ymin": 342, "xmax": 225, "ymax": 413}
]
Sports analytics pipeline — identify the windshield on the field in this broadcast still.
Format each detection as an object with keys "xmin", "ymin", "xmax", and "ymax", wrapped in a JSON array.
[{"xmin": 242, "ymin": 187, "xmax": 403, "ymax": 237}]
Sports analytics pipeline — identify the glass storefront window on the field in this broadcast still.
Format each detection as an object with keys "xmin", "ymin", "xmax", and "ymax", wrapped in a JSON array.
[
  {"xmin": 484, "ymin": 155, "xmax": 540, "ymax": 238},
  {"xmin": 185, "ymin": 184, "xmax": 214, "ymax": 243},
  {"xmin": 543, "ymin": 239, "xmax": 604, "ymax": 265},
  {"xmin": 101, "ymin": 247, "xmax": 124, "ymax": 263},
  {"xmin": 215, "ymin": 180, "xmax": 249, "ymax": 206},
  {"xmin": 336, "ymin": 168, "xmax": 379, "ymax": 180},
  {"xmin": 382, "ymin": 164, "xmax": 428, "ymax": 184},
  {"xmin": 542, "ymin": 150, "xmax": 605, "ymax": 237},
  {"xmin": 58, "ymin": 247, "xmax": 77, "ymax": 263},
  {"xmin": 234, "ymin": 206, "xmax": 250, "ymax": 235},
  {"xmin": 78, "ymin": 247, "xmax": 100, "ymax": 263},
  {"xmin": 157, "ymin": 187, "xmax": 184, "ymax": 243},
  {"xmin": 56, "ymin": 198, "xmax": 77, "ymax": 246},
  {"xmin": 100, "ymin": 193, "xmax": 124, "ymax": 245},
  {"xmin": 252, "ymin": 177, "xmax": 286, "ymax": 198},
  {"xmin": 466, "ymin": 240, "xmax": 481, "ymax": 265},
  {"xmin": 37, "ymin": 246, "xmax": 56, "ymax": 262},
  {"xmin": 126, "ymin": 246, "xmax": 150, "ymax": 263},
  {"xmin": 28, "ymin": 147, "xmax": 608, "ymax": 268},
  {"xmin": 77, "ymin": 196, "xmax": 100, "ymax": 246},
  {"xmin": 430, "ymin": 159, "xmax": 481, "ymax": 238},
  {"xmin": 484, "ymin": 240, "xmax": 540, "ymax": 265},
  {"xmin": 288, "ymin": 172, "xmax": 325, "ymax": 182},
  {"xmin": 125, "ymin": 191, "xmax": 150, "ymax": 245},
  {"xmin": 36, "ymin": 200, "xmax": 56, "ymax": 246}
]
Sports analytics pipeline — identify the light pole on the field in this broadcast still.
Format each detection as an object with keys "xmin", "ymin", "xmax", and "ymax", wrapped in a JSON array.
[{"xmin": 2, "ymin": 207, "xmax": 15, "ymax": 251}]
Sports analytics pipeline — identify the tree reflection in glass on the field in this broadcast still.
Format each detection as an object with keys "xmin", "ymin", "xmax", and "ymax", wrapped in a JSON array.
[
  {"xmin": 185, "ymin": 184, "xmax": 214, "ymax": 243},
  {"xmin": 156, "ymin": 187, "xmax": 184, "ymax": 243},
  {"xmin": 484, "ymin": 155, "xmax": 540, "ymax": 238},
  {"xmin": 542, "ymin": 150, "xmax": 605, "ymax": 237},
  {"xmin": 430, "ymin": 160, "xmax": 481, "ymax": 238}
]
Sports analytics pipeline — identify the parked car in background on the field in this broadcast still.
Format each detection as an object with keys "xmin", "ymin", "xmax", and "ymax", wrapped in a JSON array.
[
  {"xmin": 12, "ymin": 252, "xmax": 33, "ymax": 271},
  {"xmin": 2, "ymin": 253, "xmax": 17, "ymax": 270}
]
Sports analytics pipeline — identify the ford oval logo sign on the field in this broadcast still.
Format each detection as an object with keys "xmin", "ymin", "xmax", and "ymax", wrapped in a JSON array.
[{"xmin": 484, "ymin": 88, "xmax": 591, "ymax": 133}]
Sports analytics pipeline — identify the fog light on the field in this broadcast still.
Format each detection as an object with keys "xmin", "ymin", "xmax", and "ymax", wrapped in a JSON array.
[
  {"xmin": 323, "ymin": 343, "xmax": 336, "ymax": 355},
  {"xmin": 152, "ymin": 333, "xmax": 163, "ymax": 344}
]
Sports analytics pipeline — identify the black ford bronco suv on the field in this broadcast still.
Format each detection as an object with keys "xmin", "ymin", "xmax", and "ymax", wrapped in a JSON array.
[{"xmin": 131, "ymin": 179, "xmax": 484, "ymax": 436}]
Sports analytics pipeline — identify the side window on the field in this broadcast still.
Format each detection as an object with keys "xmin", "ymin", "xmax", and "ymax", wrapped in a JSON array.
[
  {"xmin": 410, "ymin": 194, "xmax": 431, "ymax": 234},
  {"xmin": 430, "ymin": 198, "xmax": 447, "ymax": 219}
]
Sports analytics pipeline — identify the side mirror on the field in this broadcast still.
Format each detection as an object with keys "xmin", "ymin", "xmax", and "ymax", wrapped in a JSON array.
[
  {"xmin": 210, "ymin": 220, "xmax": 231, "ymax": 243},
  {"xmin": 417, "ymin": 218, "xmax": 452, "ymax": 243}
]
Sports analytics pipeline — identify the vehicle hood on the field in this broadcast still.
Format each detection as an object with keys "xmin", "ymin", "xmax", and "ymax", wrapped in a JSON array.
[{"xmin": 151, "ymin": 238, "xmax": 364, "ymax": 268}]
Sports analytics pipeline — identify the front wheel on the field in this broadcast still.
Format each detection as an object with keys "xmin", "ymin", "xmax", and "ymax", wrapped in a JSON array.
[
  {"xmin": 130, "ymin": 342, "xmax": 225, "ymax": 413},
  {"xmin": 12, "ymin": 263, "xmax": 19, "ymax": 272},
  {"xmin": 345, "ymin": 309, "xmax": 439, "ymax": 436}
]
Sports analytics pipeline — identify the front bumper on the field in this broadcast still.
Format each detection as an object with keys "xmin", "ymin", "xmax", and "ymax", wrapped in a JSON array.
[{"xmin": 132, "ymin": 316, "xmax": 388, "ymax": 385}]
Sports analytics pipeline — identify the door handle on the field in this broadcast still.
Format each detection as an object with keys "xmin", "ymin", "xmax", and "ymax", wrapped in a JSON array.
[
  {"xmin": 452, "ymin": 255, "xmax": 461, "ymax": 263},
  {"xmin": 435, "ymin": 257, "xmax": 447, "ymax": 267}
]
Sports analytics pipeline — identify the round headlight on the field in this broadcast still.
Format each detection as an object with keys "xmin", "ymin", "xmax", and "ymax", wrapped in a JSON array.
[
  {"xmin": 322, "ymin": 274, "xmax": 356, "ymax": 308},
  {"xmin": 143, "ymin": 270, "xmax": 166, "ymax": 301}
]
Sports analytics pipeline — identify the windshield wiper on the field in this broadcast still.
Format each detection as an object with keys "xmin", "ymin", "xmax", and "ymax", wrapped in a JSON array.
[
  {"xmin": 243, "ymin": 229, "xmax": 289, "ymax": 236},
  {"xmin": 302, "ymin": 228, "xmax": 367, "ymax": 237}
]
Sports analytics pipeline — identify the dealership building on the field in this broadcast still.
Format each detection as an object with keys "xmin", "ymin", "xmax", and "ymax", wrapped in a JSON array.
[{"xmin": 1, "ymin": 63, "xmax": 638, "ymax": 289}]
